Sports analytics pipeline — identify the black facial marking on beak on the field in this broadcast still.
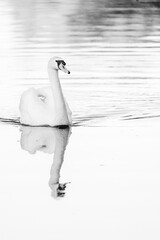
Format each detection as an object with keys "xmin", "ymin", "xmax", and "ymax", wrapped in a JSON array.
[{"xmin": 56, "ymin": 60, "xmax": 66, "ymax": 69}]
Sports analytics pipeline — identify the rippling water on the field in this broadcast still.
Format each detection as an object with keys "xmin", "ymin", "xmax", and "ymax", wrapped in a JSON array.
[{"xmin": 0, "ymin": 0, "xmax": 160, "ymax": 126}]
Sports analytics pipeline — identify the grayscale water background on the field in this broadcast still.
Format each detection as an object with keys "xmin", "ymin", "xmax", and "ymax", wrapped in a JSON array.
[
  {"xmin": 1, "ymin": 0, "xmax": 160, "ymax": 126},
  {"xmin": 1, "ymin": 1, "xmax": 160, "ymax": 240}
]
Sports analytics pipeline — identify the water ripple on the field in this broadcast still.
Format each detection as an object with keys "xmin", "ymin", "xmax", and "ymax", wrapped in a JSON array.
[{"xmin": 0, "ymin": 0, "xmax": 160, "ymax": 126}]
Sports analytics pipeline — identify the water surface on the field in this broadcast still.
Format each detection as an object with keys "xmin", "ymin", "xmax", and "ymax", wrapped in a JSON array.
[
  {"xmin": 0, "ymin": 0, "xmax": 160, "ymax": 126},
  {"xmin": 1, "ymin": 2, "xmax": 160, "ymax": 239}
]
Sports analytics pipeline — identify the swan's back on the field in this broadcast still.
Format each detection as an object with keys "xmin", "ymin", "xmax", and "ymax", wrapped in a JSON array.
[{"xmin": 19, "ymin": 87, "xmax": 72, "ymax": 126}]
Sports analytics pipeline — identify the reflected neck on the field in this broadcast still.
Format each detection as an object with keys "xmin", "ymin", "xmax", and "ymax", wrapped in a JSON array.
[{"xmin": 49, "ymin": 128, "xmax": 70, "ymax": 184}]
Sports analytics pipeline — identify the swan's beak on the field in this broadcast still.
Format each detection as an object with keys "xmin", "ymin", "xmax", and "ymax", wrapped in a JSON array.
[{"xmin": 59, "ymin": 63, "xmax": 70, "ymax": 74}]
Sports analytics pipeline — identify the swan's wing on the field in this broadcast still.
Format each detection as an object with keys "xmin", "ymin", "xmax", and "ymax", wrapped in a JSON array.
[
  {"xmin": 36, "ymin": 87, "xmax": 56, "ymax": 107},
  {"xmin": 36, "ymin": 87, "xmax": 52, "ymax": 99},
  {"xmin": 20, "ymin": 87, "xmax": 72, "ymax": 125}
]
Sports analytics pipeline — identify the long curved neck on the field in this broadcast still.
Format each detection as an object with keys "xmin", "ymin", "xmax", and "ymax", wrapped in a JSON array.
[{"xmin": 48, "ymin": 67, "xmax": 69, "ymax": 125}]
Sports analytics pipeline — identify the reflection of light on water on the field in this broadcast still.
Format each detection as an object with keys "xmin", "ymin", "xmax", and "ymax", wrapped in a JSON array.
[{"xmin": 20, "ymin": 126, "xmax": 72, "ymax": 198}]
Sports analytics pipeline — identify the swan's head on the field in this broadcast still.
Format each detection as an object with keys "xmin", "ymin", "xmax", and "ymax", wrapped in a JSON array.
[{"xmin": 48, "ymin": 57, "xmax": 70, "ymax": 74}]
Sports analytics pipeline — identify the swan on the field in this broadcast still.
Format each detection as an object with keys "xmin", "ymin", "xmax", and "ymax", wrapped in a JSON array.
[{"xmin": 19, "ymin": 57, "xmax": 72, "ymax": 127}]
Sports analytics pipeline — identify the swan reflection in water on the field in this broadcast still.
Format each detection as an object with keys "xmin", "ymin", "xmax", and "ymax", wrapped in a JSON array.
[{"xmin": 20, "ymin": 125, "xmax": 71, "ymax": 198}]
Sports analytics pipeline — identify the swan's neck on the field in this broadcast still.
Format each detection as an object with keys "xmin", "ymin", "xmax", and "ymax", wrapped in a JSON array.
[{"xmin": 48, "ymin": 67, "xmax": 69, "ymax": 125}]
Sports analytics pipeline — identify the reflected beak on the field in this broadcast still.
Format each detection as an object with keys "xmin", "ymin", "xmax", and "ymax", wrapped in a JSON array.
[{"xmin": 59, "ymin": 63, "xmax": 70, "ymax": 74}]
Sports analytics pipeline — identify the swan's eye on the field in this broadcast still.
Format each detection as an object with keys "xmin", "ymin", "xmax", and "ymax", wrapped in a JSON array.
[
  {"xmin": 56, "ymin": 60, "xmax": 66, "ymax": 68},
  {"xmin": 61, "ymin": 61, "xmax": 66, "ymax": 66}
]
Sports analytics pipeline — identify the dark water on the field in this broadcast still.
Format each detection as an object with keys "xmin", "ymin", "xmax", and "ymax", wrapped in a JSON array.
[{"xmin": 0, "ymin": 0, "xmax": 160, "ymax": 126}]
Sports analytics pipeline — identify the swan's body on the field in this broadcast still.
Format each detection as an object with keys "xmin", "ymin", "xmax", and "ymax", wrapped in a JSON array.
[{"xmin": 19, "ymin": 57, "xmax": 72, "ymax": 126}]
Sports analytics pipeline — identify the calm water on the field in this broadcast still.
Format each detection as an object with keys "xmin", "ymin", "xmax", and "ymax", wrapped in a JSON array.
[
  {"xmin": 1, "ymin": 2, "xmax": 160, "ymax": 239},
  {"xmin": 0, "ymin": 0, "xmax": 160, "ymax": 126}
]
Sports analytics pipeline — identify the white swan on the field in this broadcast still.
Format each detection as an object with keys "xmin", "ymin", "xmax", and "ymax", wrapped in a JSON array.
[{"xmin": 19, "ymin": 57, "xmax": 72, "ymax": 126}]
